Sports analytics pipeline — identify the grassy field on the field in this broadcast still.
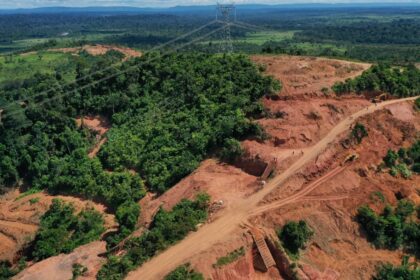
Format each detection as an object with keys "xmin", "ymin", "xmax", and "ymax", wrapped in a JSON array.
[
  {"xmin": 0, "ymin": 38, "xmax": 51, "ymax": 53},
  {"xmin": 0, "ymin": 51, "xmax": 76, "ymax": 85},
  {"xmin": 237, "ymin": 30, "xmax": 297, "ymax": 45},
  {"xmin": 0, "ymin": 32, "xmax": 121, "ymax": 55},
  {"xmin": 200, "ymin": 30, "xmax": 297, "ymax": 46}
]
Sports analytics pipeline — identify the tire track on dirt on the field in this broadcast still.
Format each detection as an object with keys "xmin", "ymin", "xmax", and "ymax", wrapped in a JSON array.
[
  {"xmin": 300, "ymin": 194, "xmax": 350, "ymax": 202},
  {"xmin": 126, "ymin": 96, "xmax": 418, "ymax": 280},
  {"xmin": 0, "ymin": 231, "xmax": 17, "ymax": 249},
  {"xmin": 252, "ymin": 166, "xmax": 346, "ymax": 215},
  {"xmin": 0, "ymin": 219, "xmax": 38, "ymax": 233}
]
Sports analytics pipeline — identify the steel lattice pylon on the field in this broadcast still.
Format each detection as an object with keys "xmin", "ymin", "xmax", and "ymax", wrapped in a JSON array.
[{"xmin": 216, "ymin": 2, "xmax": 236, "ymax": 53}]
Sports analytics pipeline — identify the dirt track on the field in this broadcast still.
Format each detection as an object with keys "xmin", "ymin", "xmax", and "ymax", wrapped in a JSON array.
[
  {"xmin": 126, "ymin": 96, "xmax": 418, "ymax": 280},
  {"xmin": 252, "ymin": 165, "xmax": 346, "ymax": 215}
]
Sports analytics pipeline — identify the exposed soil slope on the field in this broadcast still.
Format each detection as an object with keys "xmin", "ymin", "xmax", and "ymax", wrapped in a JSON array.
[
  {"xmin": 251, "ymin": 55, "xmax": 370, "ymax": 97},
  {"xmin": 127, "ymin": 96, "xmax": 418, "ymax": 280},
  {"xmin": 76, "ymin": 115, "xmax": 110, "ymax": 158},
  {"xmin": 13, "ymin": 241, "xmax": 107, "ymax": 280},
  {"xmin": 49, "ymin": 44, "xmax": 142, "ymax": 60},
  {"xmin": 0, "ymin": 190, "xmax": 114, "ymax": 262}
]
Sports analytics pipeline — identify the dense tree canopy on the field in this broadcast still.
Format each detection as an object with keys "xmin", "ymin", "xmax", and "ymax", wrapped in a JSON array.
[
  {"xmin": 97, "ymin": 194, "xmax": 210, "ymax": 280},
  {"xmin": 164, "ymin": 264, "xmax": 204, "ymax": 280},
  {"xmin": 0, "ymin": 52, "xmax": 278, "ymax": 201},
  {"xmin": 333, "ymin": 64, "xmax": 420, "ymax": 97},
  {"xmin": 383, "ymin": 141, "xmax": 420, "ymax": 178},
  {"xmin": 357, "ymin": 200, "xmax": 420, "ymax": 257},
  {"xmin": 373, "ymin": 257, "xmax": 420, "ymax": 280},
  {"xmin": 32, "ymin": 199, "xmax": 105, "ymax": 261},
  {"xmin": 277, "ymin": 220, "xmax": 313, "ymax": 257}
]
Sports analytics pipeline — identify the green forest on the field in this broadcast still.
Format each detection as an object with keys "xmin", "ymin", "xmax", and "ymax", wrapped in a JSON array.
[
  {"xmin": 32, "ymin": 199, "xmax": 105, "ymax": 261},
  {"xmin": 0, "ymin": 51, "xmax": 278, "ymax": 278},
  {"xmin": 1, "ymin": 5, "xmax": 420, "ymax": 63},
  {"xmin": 357, "ymin": 200, "xmax": 420, "ymax": 257},
  {"xmin": 97, "ymin": 194, "xmax": 210, "ymax": 279},
  {"xmin": 333, "ymin": 64, "xmax": 420, "ymax": 97},
  {"xmin": 0, "ymin": 4, "xmax": 419, "ymax": 280}
]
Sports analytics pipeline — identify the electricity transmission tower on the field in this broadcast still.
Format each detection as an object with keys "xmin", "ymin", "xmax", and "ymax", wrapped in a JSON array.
[{"xmin": 216, "ymin": 2, "xmax": 236, "ymax": 53}]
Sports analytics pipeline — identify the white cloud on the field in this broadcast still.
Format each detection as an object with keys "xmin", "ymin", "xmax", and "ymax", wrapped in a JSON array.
[{"xmin": 0, "ymin": 0, "xmax": 418, "ymax": 9}]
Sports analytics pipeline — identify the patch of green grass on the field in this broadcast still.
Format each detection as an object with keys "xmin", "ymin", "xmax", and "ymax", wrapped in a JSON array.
[
  {"xmin": 15, "ymin": 189, "xmax": 42, "ymax": 201},
  {"xmin": 72, "ymin": 263, "xmax": 88, "ymax": 280},
  {"xmin": 241, "ymin": 31, "xmax": 297, "ymax": 45},
  {"xmin": 201, "ymin": 31, "xmax": 297, "ymax": 46},
  {"xmin": 0, "ymin": 51, "xmax": 76, "ymax": 85},
  {"xmin": 415, "ymin": 97, "xmax": 420, "ymax": 111},
  {"xmin": 370, "ymin": 191, "xmax": 386, "ymax": 204},
  {"xmin": 0, "ymin": 38, "xmax": 50, "ymax": 53},
  {"xmin": 29, "ymin": 197, "xmax": 40, "ymax": 205},
  {"xmin": 213, "ymin": 247, "xmax": 246, "ymax": 268}
]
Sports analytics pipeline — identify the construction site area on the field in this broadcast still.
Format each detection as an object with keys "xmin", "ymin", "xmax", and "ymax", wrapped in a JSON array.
[{"xmin": 1, "ymin": 53, "xmax": 419, "ymax": 279}]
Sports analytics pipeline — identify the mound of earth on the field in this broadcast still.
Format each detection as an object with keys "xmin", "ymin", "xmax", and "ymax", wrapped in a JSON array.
[
  {"xmin": 13, "ymin": 241, "xmax": 107, "ymax": 280},
  {"xmin": 251, "ymin": 55, "xmax": 370, "ymax": 97},
  {"xmin": 0, "ymin": 190, "xmax": 114, "ymax": 262},
  {"xmin": 49, "ymin": 44, "xmax": 142, "ymax": 60},
  {"xmin": 138, "ymin": 159, "xmax": 260, "ymax": 228}
]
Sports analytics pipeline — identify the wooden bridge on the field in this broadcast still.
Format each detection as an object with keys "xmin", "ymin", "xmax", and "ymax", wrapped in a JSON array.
[
  {"xmin": 249, "ymin": 227, "xmax": 276, "ymax": 271},
  {"xmin": 260, "ymin": 158, "xmax": 277, "ymax": 181}
]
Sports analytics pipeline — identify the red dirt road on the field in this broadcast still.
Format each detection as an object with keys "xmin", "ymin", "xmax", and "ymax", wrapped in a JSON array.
[
  {"xmin": 252, "ymin": 165, "xmax": 346, "ymax": 215},
  {"xmin": 126, "ymin": 96, "xmax": 418, "ymax": 280}
]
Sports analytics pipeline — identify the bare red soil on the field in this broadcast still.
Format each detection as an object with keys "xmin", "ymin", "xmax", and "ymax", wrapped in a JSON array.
[
  {"xmin": 14, "ymin": 241, "xmax": 107, "ymax": 280},
  {"xmin": 0, "ymin": 190, "xmax": 114, "ymax": 263},
  {"xmin": 49, "ymin": 44, "xmax": 142, "ymax": 60},
  {"xmin": 76, "ymin": 115, "xmax": 110, "ymax": 158},
  {"xmin": 138, "ymin": 159, "xmax": 259, "ymax": 227},
  {"xmin": 2, "ymin": 55, "xmax": 418, "ymax": 280},
  {"xmin": 251, "ymin": 55, "xmax": 370, "ymax": 98},
  {"xmin": 125, "ymin": 56, "xmax": 418, "ymax": 280}
]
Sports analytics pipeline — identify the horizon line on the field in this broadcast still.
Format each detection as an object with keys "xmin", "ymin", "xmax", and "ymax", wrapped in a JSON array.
[{"xmin": 1, "ymin": 2, "xmax": 420, "ymax": 10}]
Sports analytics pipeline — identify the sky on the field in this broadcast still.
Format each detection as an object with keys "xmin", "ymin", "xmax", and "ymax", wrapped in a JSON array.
[{"xmin": 0, "ymin": 0, "xmax": 418, "ymax": 9}]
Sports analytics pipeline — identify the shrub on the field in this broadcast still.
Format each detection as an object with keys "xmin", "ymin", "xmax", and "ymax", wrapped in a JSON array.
[
  {"xmin": 97, "ymin": 194, "xmax": 210, "ymax": 280},
  {"xmin": 332, "ymin": 64, "xmax": 420, "ymax": 97},
  {"xmin": 384, "ymin": 141, "xmax": 419, "ymax": 177},
  {"xmin": 72, "ymin": 263, "xmax": 88, "ymax": 280},
  {"xmin": 220, "ymin": 138, "xmax": 243, "ymax": 162},
  {"xmin": 373, "ymin": 257, "xmax": 420, "ymax": 280},
  {"xmin": 357, "ymin": 201, "xmax": 419, "ymax": 255},
  {"xmin": 412, "ymin": 163, "xmax": 420, "ymax": 174},
  {"xmin": 32, "ymin": 199, "xmax": 105, "ymax": 261},
  {"xmin": 214, "ymin": 247, "xmax": 246, "ymax": 268},
  {"xmin": 371, "ymin": 191, "xmax": 386, "ymax": 204},
  {"xmin": 164, "ymin": 264, "xmax": 204, "ymax": 280},
  {"xmin": 351, "ymin": 123, "xmax": 368, "ymax": 144},
  {"xmin": 415, "ymin": 97, "xmax": 420, "ymax": 111},
  {"xmin": 384, "ymin": 150, "xmax": 399, "ymax": 167},
  {"xmin": 277, "ymin": 220, "xmax": 313, "ymax": 257},
  {"xmin": 0, "ymin": 261, "xmax": 16, "ymax": 279},
  {"xmin": 396, "ymin": 164, "xmax": 412, "ymax": 179},
  {"xmin": 116, "ymin": 201, "xmax": 140, "ymax": 232}
]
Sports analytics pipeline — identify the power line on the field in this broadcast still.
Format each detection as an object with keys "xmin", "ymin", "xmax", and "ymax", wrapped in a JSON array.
[
  {"xmin": 2, "ymin": 23, "xmax": 228, "ymax": 121},
  {"xmin": 0, "ymin": 19, "xmax": 219, "ymax": 113},
  {"xmin": 217, "ymin": 2, "xmax": 236, "ymax": 53}
]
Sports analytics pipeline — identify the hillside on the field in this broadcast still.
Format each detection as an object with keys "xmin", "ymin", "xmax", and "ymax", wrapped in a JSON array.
[{"xmin": 0, "ymin": 4, "xmax": 419, "ymax": 279}]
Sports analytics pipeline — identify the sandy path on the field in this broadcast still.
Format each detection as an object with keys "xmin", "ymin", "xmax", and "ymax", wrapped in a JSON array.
[
  {"xmin": 126, "ymin": 96, "xmax": 418, "ymax": 280},
  {"xmin": 0, "ymin": 232, "xmax": 16, "ymax": 249},
  {"xmin": 89, "ymin": 138, "xmax": 107, "ymax": 158},
  {"xmin": 253, "ymin": 166, "xmax": 345, "ymax": 215},
  {"xmin": 0, "ymin": 219, "xmax": 38, "ymax": 232}
]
